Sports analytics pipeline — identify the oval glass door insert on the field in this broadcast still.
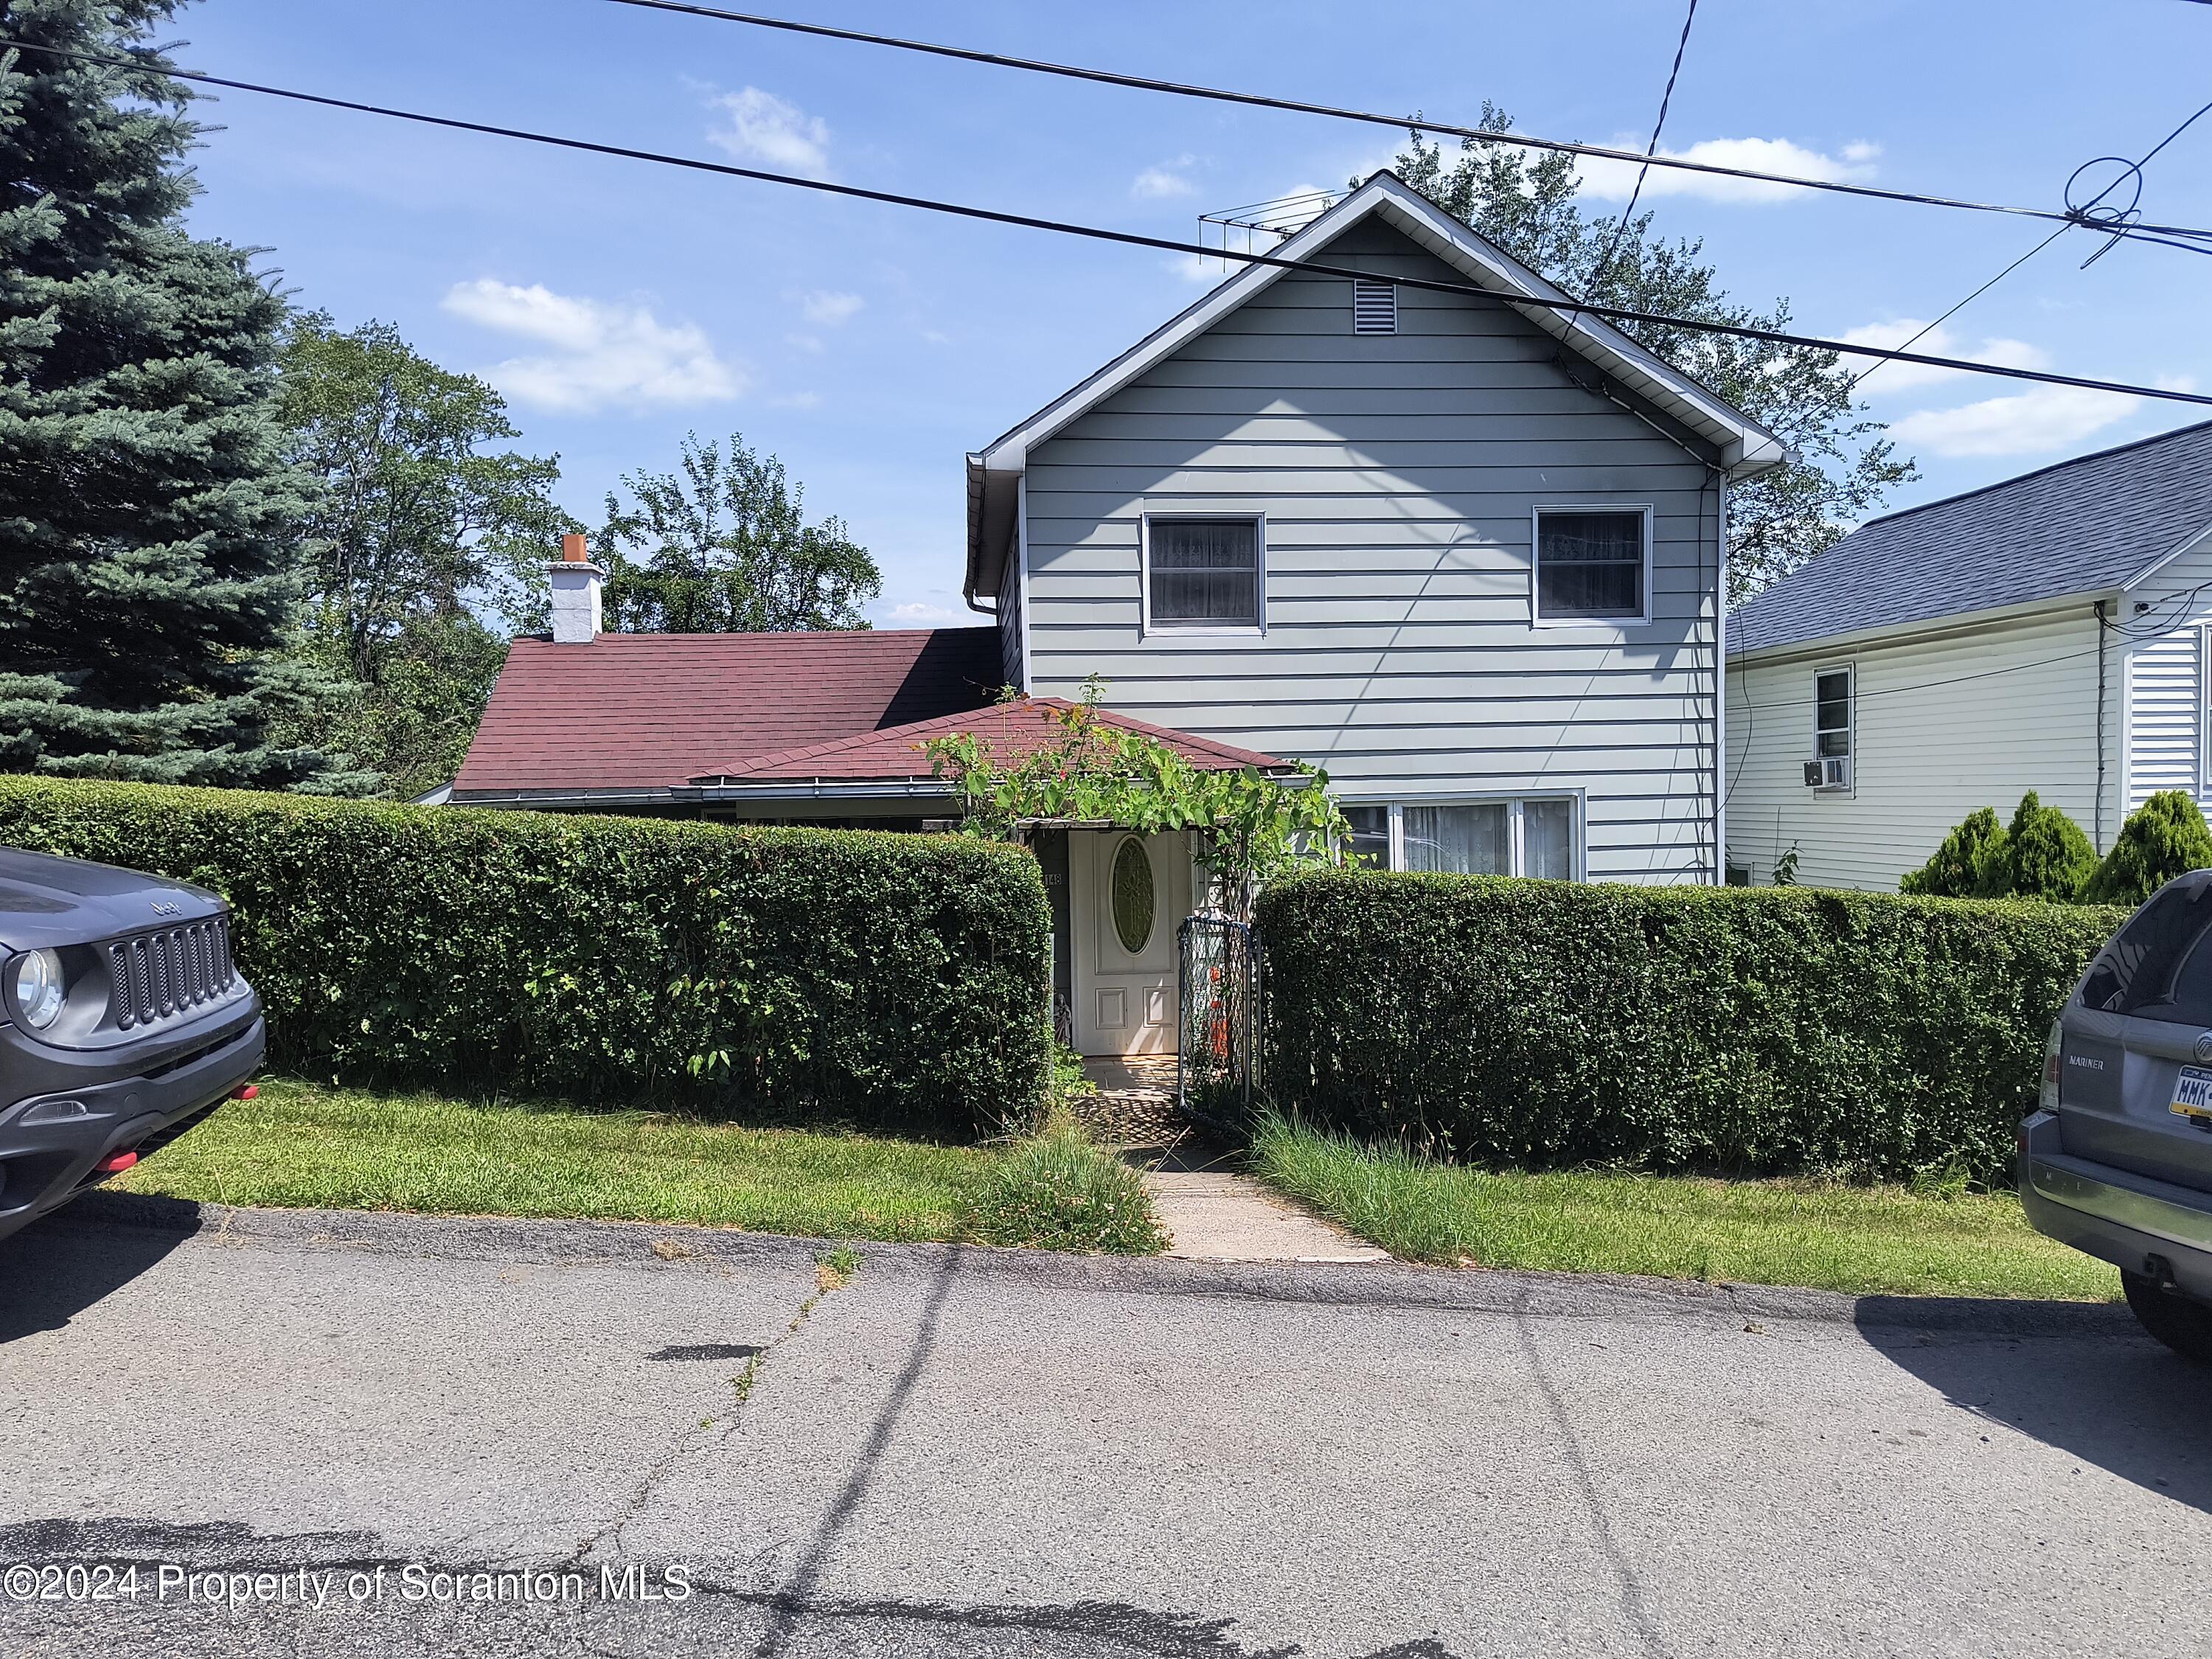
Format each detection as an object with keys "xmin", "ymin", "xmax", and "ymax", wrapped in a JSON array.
[{"xmin": 1110, "ymin": 836, "xmax": 1155, "ymax": 954}]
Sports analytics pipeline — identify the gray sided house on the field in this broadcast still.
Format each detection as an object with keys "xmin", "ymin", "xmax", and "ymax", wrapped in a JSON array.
[
  {"xmin": 452, "ymin": 172, "xmax": 1784, "ymax": 1054},
  {"xmin": 1726, "ymin": 418, "xmax": 2212, "ymax": 891},
  {"xmin": 967, "ymin": 173, "xmax": 1783, "ymax": 892}
]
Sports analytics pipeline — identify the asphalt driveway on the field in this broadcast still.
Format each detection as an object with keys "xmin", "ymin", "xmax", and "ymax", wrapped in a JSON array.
[{"xmin": 1, "ymin": 1195, "xmax": 2206, "ymax": 1658}]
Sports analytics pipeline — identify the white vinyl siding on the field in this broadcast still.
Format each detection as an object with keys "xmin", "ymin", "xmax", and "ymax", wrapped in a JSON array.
[
  {"xmin": 2121, "ymin": 529, "xmax": 2212, "ymax": 810},
  {"xmin": 1725, "ymin": 604, "xmax": 2118, "ymax": 891},
  {"xmin": 1020, "ymin": 219, "xmax": 1725, "ymax": 886}
]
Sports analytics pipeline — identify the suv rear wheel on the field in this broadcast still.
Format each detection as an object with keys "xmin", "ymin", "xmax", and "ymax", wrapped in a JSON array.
[{"xmin": 2121, "ymin": 1270, "xmax": 2212, "ymax": 1363}]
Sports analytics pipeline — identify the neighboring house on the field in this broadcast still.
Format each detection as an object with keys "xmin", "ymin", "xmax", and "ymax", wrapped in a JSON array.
[
  {"xmin": 451, "ymin": 171, "xmax": 1785, "ymax": 1052},
  {"xmin": 1725, "ymin": 419, "xmax": 2212, "ymax": 891}
]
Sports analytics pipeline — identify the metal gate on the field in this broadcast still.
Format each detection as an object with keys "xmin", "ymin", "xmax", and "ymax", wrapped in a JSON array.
[{"xmin": 1177, "ymin": 915, "xmax": 1262, "ymax": 1131}]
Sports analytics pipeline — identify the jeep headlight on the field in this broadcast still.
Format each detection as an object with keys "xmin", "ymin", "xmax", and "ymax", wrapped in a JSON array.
[{"xmin": 13, "ymin": 948, "xmax": 64, "ymax": 1029}]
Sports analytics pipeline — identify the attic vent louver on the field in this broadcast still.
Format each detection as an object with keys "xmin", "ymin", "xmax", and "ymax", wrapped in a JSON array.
[{"xmin": 1351, "ymin": 279, "xmax": 1397, "ymax": 335}]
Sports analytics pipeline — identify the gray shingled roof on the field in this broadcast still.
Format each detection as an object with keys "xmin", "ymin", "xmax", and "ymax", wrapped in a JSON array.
[{"xmin": 1729, "ymin": 419, "xmax": 2212, "ymax": 655}]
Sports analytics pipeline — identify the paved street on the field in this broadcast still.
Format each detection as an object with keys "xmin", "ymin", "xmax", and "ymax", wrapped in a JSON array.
[{"xmin": 1, "ymin": 1195, "xmax": 2207, "ymax": 1658}]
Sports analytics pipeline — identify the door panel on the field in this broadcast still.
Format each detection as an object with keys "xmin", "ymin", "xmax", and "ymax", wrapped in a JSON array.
[{"xmin": 1070, "ymin": 831, "xmax": 1189, "ymax": 1057}]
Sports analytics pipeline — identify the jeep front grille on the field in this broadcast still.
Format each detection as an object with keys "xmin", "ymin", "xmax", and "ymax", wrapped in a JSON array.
[{"xmin": 110, "ymin": 916, "xmax": 237, "ymax": 1031}]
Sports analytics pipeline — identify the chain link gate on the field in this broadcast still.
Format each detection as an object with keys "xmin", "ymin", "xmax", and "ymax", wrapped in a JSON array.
[{"xmin": 1177, "ymin": 915, "xmax": 1262, "ymax": 1132}]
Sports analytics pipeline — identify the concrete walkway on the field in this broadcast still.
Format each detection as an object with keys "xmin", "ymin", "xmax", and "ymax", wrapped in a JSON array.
[{"xmin": 1079, "ymin": 1057, "xmax": 1390, "ymax": 1264}]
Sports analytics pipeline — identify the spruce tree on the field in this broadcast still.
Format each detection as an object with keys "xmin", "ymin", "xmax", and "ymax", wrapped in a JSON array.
[{"xmin": 0, "ymin": 4, "xmax": 338, "ymax": 786}]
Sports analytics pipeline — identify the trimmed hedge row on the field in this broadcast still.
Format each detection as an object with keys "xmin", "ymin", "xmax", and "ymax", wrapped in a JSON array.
[
  {"xmin": 1256, "ymin": 872, "xmax": 2129, "ymax": 1182},
  {"xmin": 0, "ymin": 778, "xmax": 1051, "ymax": 1135}
]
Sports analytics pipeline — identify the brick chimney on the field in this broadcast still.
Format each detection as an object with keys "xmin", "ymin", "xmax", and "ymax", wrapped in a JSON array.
[{"xmin": 547, "ymin": 532, "xmax": 605, "ymax": 644}]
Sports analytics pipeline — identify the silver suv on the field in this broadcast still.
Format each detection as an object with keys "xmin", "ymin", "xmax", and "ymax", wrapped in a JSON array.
[{"xmin": 2021, "ymin": 871, "xmax": 2212, "ymax": 1361}]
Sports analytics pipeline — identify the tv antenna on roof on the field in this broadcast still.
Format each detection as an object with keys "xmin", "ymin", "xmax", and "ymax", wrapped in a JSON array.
[{"xmin": 1193, "ymin": 188, "xmax": 1342, "ymax": 274}]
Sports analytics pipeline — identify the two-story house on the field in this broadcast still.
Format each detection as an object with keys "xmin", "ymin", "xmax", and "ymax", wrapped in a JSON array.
[{"xmin": 448, "ymin": 173, "xmax": 1784, "ymax": 1054}]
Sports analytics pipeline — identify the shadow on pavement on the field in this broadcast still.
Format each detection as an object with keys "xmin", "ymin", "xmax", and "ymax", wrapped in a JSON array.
[
  {"xmin": 1857, "ymin": 1297, "xmax": 2212, "ymax": 1515},
  {"xmin": 0, "ymin": 1194, "xmax": 203, "ymax": 1343}
]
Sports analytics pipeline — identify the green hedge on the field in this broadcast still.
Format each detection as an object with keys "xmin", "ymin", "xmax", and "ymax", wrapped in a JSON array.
[
  {"xmin": 0, "ymin": 778, "xmax": 1051, "ymax": 1136},
  {"xmin": 1256, "ymin": 872, "xmax": 2128, "ymax": 1182}
]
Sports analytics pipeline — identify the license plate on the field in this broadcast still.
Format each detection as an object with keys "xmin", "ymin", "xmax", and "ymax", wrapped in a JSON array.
[{"xmin": 2173, "ymin": 1066, "xmax": 2212, "ymax": 1121}]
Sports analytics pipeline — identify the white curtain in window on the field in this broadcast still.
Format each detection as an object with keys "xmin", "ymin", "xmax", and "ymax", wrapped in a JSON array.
[
  {"xmin": 1523, "ymin": 799, "xmax": 1575, "ymax": 879},
  {"xmin": 1402, "ymin": 804, "xmax": 1511, "ymax": 874}
]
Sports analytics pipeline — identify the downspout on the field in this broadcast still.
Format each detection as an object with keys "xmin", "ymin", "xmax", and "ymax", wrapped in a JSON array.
[
  {"xmin": 2095, "ymin": 599, "xmax": 2108, "ymax": 850},
  {"xmin": 1712, "ymin": 468, "xmax": 1728, "ymax": 884}
]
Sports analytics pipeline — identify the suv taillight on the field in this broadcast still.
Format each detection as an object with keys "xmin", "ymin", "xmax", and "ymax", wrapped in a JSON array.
[{"xmin": 2040, "ymin": 1018, "xmax": 2064, "ymax": 1113}]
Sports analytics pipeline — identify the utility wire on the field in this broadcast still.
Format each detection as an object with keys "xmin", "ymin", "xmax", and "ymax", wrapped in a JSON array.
[
  {"xmin": 6, "ymin": 37, "xmax": 2209, "ymax": 412},
  {"xmin": 1848, "ymin": 96, "xmax": 2212, "ymax": 393},
  {"xmin": 1583, "ymin": 0, "xmax": 1697, "ymax": 302},
  {"xmin": 597, "ymin": 0, "xmax": 2212, "ymax": 248}
]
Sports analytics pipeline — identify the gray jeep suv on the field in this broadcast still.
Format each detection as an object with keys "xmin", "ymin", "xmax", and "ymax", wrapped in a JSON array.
[
  {"xmin": 2021, "ymin": 869, "xmax": 2212, "ymax": 1361},
  {"xmin": 0, "ymin": 847, "xmax": 263, "ymax": 1244}
]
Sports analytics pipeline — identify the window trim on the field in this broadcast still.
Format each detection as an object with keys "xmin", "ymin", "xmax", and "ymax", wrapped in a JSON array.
[
  {"xmin": 1340, "ymin": 790, "xmax": 1586, "ymax": 881},
  {"xmin": 1530, "ymin": 504, "xmax": 1655, "ymax": 628},
  {"xmin": 1138, "ymin": 511, "xmax": 1267, "ymax": 638},
  {"xmin": 1812, "ymin": 661, "xmax": 1854, "ymax": 794}
]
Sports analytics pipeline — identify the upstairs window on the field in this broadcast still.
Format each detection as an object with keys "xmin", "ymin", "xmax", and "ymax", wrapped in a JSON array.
[
  {"xmin": 1815, "ymin": 669, "xmax": 1852, "ymax": 759},
  {"xmin": 1534, "ymin": 507, "xmax": 1649, "ymax": 623},
  {"xmin": 1810, "ymin": 667, "xmax": 1854, "ymax": 792},
  {"xmin": 1144, "ymin": 516, "xmax": 1263, "ymax": 631},
  {"xmin": 1352, "ymin": 279, "xmax": 1398, "ymax": 334}
]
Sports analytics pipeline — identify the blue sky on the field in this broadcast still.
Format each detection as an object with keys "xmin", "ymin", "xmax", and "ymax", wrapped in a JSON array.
[{"xmin": 171, "ymin": 0, "xmax": 2212, "ymax": 626}]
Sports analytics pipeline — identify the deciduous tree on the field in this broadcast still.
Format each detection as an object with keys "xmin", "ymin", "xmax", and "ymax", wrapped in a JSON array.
[
  {"xmin": 273, "ymin": 313, "xmax": 572, "ymax": 795},
  {"xmin": 593, "ymin": 432, "xmax": 879, "ymax": 633}
]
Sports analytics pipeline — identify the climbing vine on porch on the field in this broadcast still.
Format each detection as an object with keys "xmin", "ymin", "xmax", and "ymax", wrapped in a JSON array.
[{"xmin": 922, "ymin": 678, "xmax": 1357, "ymax": 918}]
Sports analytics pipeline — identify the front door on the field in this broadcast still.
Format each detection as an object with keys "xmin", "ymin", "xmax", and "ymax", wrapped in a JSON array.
[{"xmin": 1070, "ymin": 830, "xmax": 1189, "ymax": 1057}]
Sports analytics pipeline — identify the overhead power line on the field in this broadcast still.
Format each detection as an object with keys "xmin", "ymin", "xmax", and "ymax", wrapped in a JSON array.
[
  {"xmin": 1583, "ymin": 0, "xmax": 1699, "ymax": 304},
  {"xmin": 598, "ymin": 0, "xmax": 2212, "ymax": 248},
  {"xmin": 1847, "ymin": 95, "xmax": 2212, "ymax": 394},
  {"xmin": 5, "ymin": 37, "xmax": 2209, "ymax": 411}
]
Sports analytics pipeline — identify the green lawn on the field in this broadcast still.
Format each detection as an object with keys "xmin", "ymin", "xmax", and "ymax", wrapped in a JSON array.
[
  {"xmin": 119, "ymin": 1077, "xmax": 994, "ymax": 1243},
  {"xmin": 1251, "ymin": 1114, "xmax": 2120, "ymax": 1301}
]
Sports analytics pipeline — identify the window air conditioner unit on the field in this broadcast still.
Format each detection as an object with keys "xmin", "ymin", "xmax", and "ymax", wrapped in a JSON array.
[{"xmin": 1804, "ymin": 757, "xmax": 1851, "ymax": 790}]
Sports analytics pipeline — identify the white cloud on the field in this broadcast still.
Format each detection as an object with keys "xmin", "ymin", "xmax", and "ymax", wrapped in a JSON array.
[
  {"xmin": 771, "ymin": 389, "xmax": 824, "ymax": 410},
  {"xmin": 1577, "ymin": 136, "xmax": 1879, "ymax": 205},
  {"xmin": 1132, "ymin": 156, "xmax": 1199, "ymax": 200},
  {"xmin": 799, "ymin": 289, "xmax": 864, "ymax": 326},
  {"xmin": 1888, "ymin": 385, "xmax": 2141, "ymax": 458},
  {"xmin": 707, "ymin": 87, "xmax": 831, "ymax": 178},
  {"xmin": 441, "ymin": 279, "xmax": 744, "ymax": 414},
  {"xmin": 882, "ymin": 600, "xmax": 960, "ymax": 627},
  {"xmin": 1837, "ymin": 319, "xmax": 2049, "ymax": 394}
]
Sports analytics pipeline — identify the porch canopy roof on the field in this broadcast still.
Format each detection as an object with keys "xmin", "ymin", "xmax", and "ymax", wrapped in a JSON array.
[{"xmin": 689, "ymin": 697, "xmax": 1295, "ymax": 789}]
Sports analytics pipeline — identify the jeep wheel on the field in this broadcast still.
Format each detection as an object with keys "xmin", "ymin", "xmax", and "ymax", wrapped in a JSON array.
[{"xmin": 2121, "ymin": 1270, "xmax": 2212, "ymax": 1363}]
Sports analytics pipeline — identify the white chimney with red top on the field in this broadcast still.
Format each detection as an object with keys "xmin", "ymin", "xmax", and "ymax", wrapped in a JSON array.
[{"xmin": 547, "ymin": 532, "xmax": 605, "ymax": 644}]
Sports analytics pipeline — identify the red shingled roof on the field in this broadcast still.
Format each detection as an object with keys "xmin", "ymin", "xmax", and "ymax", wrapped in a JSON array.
[
  {"xmin": 694, "ymin": 698, "xmax": 1291, "ymax": 785},
  {"xmin": 451, "ymin": 627, "xmax": 1003, "ymax": 796}
]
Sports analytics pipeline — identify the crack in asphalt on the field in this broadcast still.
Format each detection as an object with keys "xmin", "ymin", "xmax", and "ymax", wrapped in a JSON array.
[{"xmin": 563, "ymin": 1249, "xmax": 864, "ymax": 1570}]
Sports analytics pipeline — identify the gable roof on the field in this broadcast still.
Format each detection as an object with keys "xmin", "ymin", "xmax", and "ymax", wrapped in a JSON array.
[
  {"xmin": 450, "ymin": 627, "xmax": 1001, "ymax": 799},
  {"xmin": 692, "ymin": 697, "xmax": 1291, "ymax": 786},
  {"xmin": 1730, "ymin": 418, "xmax": 2212, "ymax": 657},
  {"xmin": 964, "ymin": 169, "xmax": 1789, "ymax": 603}
]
